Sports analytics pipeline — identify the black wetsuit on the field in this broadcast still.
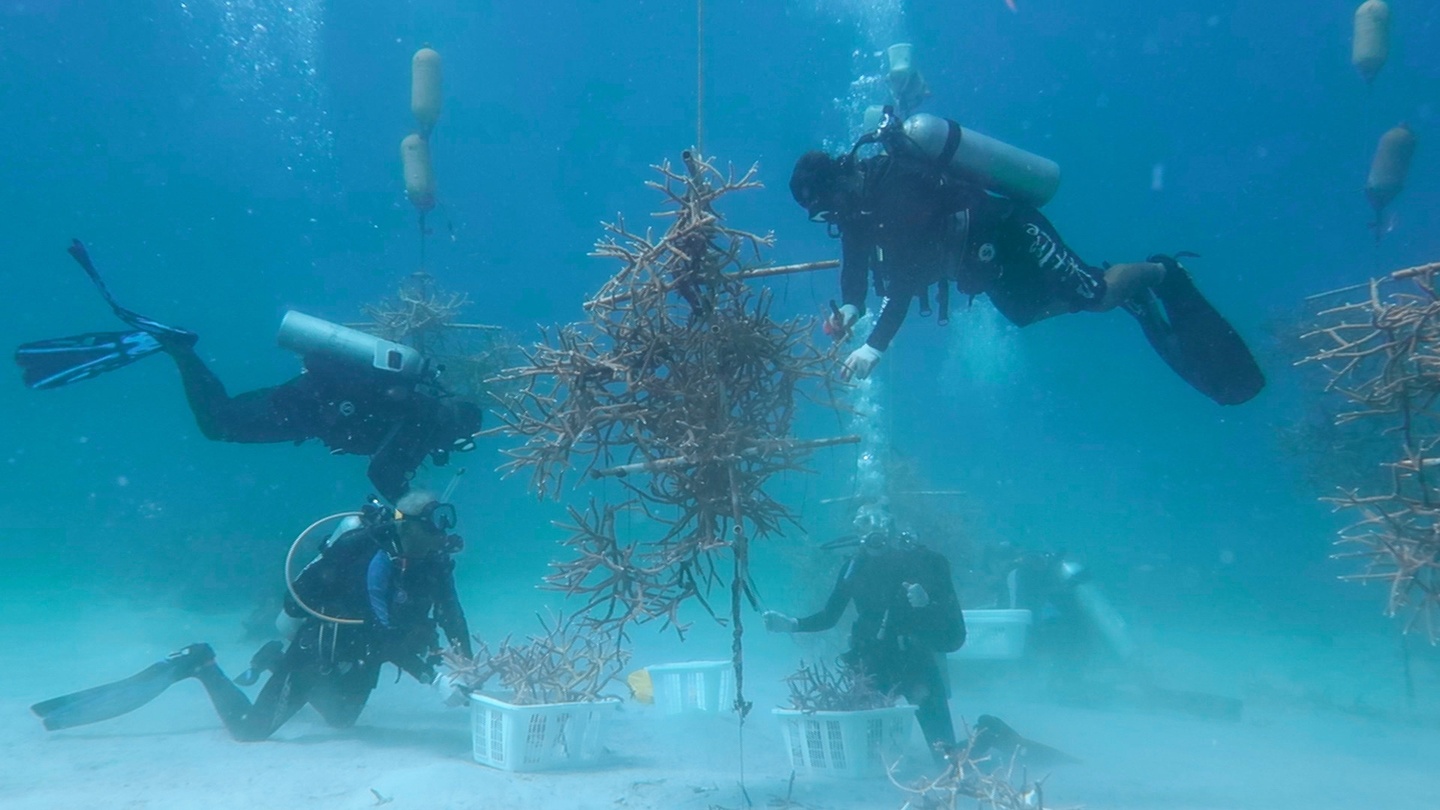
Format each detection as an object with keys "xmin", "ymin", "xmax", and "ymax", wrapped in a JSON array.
[
  {"xmin": 192, "ymin": 522, "xmax": 472, "ymax": 742},
  {"xmin": 797, "ymin": 543, "xmax": 966, "ymax": 750},
  {"xmin": 169, "ymin": 346, "xmax": 464, "ymax": 502},
  {"xmin": 838, "ymin": 154, "xmax": 1107, "ymax": 351}
]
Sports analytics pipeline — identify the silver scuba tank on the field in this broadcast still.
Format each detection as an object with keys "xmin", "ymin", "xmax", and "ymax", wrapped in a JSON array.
[
  {"xmin": 277, "ymin": 310, "xmax": 428, "ymax": 380},
  {"xmin": 899, "ymin": 113, "xmax": 1061, "ymax": 208},
  {"xmin": 1058, "ymin": 560, "xmax": 1136, "ymax": 661}
]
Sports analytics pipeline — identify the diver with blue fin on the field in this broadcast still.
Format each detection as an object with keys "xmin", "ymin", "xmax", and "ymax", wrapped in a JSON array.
[
  {"xmin": 791, "ymin": 109, "xmax": 1265, "ymax": 406},
  {"xmin": 32, "ymin": 492, "xmax": 473, "ymax": 739},
  {"xmin": 14, "ymin": 240, "xmax": 483, "ymax": 501}
]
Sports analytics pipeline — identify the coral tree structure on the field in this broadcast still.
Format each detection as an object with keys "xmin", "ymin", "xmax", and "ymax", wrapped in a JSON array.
[
  {"xmin": 493, "ymin": 152, "xmax": 855, "ymax": 717},
  {"xmin": 1303, "ymin": 261, "xmax": 1440, "ymax": 640}
]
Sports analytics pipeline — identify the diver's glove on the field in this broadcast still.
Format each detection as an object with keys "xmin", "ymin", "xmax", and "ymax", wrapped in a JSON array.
[
  {"xmin": 233, "ymin": 639, "xmax": 284, "ymax": 687},
  {"xmin": 824, "ymin": 303, "xmax": 860, "ymax": 339},
  {"xmin": 437, "ymin": 670, "xmax": 471, "ymax": 707},
  {"xmin": 763, "ymin": 610, "xmax": 799, "ymax": 633},
  {"xmin": 373, "ymin": 626, "xmax": 437, "ymax": 682},
  {"xmin": 903, "ymin": 582, "xmax": 930, "ymax": 609},
  {"xmin": 842, "ymin": 344, "xmax": 884, "ymax": 381}
]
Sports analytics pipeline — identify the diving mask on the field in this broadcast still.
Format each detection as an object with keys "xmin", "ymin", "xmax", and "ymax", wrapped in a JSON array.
[{"xmin": 395, "ymin": 500, "xmax": 457, "ymax": 533}]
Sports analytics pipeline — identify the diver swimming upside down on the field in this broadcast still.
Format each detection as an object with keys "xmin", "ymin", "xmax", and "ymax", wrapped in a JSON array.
[{"xmin": 792, "ymin": 112, "xmax": 1265, "ymax": 406}]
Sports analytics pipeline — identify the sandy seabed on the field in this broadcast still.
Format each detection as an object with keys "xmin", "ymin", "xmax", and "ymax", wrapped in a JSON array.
[{"xmin": 2, "ymin": 595, "xmax": 1437, "ymax": 810}]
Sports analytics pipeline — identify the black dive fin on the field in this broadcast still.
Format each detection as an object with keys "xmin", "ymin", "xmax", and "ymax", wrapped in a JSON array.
[
  {"xmin": 1131, "ymin": 255, "xmax": 1265, "ymax": 406},
  {"xmin": 973, "ymin": 714, "xmax": 1080, "ymax": 769},
  {"xmin": 15, "ymin": 330, "xmax": 166, "ymax": 390},
  {"xmin": 31, "ymin": 645, "xmax": 213, "ymax": 731},
  {"xmin": 66, "ymin": 239, "xmax": 198, "ymax": 348}
]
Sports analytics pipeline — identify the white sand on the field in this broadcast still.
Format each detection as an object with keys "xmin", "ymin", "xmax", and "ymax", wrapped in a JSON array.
[{"xmin": 2, "ymin": 594, "xmax": 1437, "ymax": 810}]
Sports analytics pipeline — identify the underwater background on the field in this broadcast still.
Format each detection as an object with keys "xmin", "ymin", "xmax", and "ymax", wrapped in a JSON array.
[{"xmin": 1, "ymin": 1, "xmax": 1438, "ymax": 806}]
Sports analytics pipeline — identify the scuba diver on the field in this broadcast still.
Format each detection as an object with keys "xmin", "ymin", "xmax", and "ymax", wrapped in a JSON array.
[
  {"xmin": 790, "ymin": 110, "xmax": 1265, "ymax": 406},
  {"xmin": 763, "ymin": 529, "xmax": 966, "ymax": 753},
  {"xmin": 31, "ymin": 491, "xmax": 474, "ymax": 741},
  {"xmin": 14, "ymin": 240, "xmax": 483, "ymax": 502}
]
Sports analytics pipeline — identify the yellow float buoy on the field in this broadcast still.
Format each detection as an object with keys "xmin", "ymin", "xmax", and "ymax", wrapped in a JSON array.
[
  {"xmin": 411, "ymin": 47, "xmax": 443, "ymax": 136},
  {"xmin": 401, "ymin": 133, "xmax": 436, "ymax": 212},
  {"xmin": 1351, "ymin": 0, "xmax": 1389, "ymax": 84},
  {"xmin": 1366, "ymin": 123, "xmax": 1416, "ymax": 217}
]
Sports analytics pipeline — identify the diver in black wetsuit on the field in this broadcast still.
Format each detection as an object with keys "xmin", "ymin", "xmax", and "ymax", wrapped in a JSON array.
[
  {"xmin": 165, "ymin": 340, "xmax": 482, "ymax": 503},
  {"xmin": 14, "ymin": 241, "xmax": 482, "ymax": 502},
  {"xmin": 31, "ymin": 491, "xmax": 474, "ymax": 741},
  {"xmin": 789, "ymin": 121, "xmax": 1265, "ymax": 406},
  {"xmin": 763, "ymin": 530, "xmax": 966, "ymax": 752}
]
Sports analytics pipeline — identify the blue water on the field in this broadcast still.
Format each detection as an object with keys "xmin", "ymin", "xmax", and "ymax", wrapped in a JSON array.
[{"xmin": 1, "ymin": 2, "xmax": 1437, "ymax": 807}]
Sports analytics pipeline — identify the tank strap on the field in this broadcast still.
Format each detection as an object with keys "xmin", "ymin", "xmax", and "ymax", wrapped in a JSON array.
[{"xmin": 938, "ymin": 120, "xmax": 964, "ymax": 166}]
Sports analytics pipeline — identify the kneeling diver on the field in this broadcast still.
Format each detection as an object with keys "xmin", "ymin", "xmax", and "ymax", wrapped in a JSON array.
[
  {"xmin": 31, "ymin": 491, "xmax": 474, "ymax": 741},
  {"xmin": 764, "ymin": 529, "xmax": 967, "ymax": 752},
  {"xmin": 14, "ymin": 240, "xmax": 482, "ymax": 502},
  {"xmin": 764, "ymin": 529, "xmax": 1079, "ymax": 768}
]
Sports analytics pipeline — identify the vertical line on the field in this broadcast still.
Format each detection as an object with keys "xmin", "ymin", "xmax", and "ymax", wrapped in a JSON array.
[{"xmin": 697, "ymin": 0, "xmax": 704, "ymax": 154}]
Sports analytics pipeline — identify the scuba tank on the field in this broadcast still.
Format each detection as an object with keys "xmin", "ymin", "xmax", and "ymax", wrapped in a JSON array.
[
  {"xmin": 275, "ymin": 513, "xmax": 365, "ymax": 640},
  {"xmin": 278, "ymin": 311, "xmax": 430, "ymax": 381},
  {"xmin": 896, "ymin": 112, "xmax": 1061, "ymax": 208},
  {"xmin": 1058, "ymin": 560, "xmax": 1136, "ymax": 661}
]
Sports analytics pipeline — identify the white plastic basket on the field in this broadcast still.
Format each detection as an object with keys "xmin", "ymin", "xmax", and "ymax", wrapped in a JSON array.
[
  {"xmin": 773, "ymin": 705, "xmax": 918, "ymax": 779},
  {"xmin": 952, "ymin": 609, "xmax": 1033, "ymax": 661},
  {"xmin": 470, "ymin": 693, "xmax": 619, "ymax": 772},
  {"xmin": 647, "ymin": 660, "xmax": 736, "ymax": 715}
]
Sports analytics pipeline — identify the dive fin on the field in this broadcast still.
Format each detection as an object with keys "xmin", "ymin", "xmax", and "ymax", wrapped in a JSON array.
[
  {"xmin": 66, "ymin": 239, "xmax": 198, "ymax": 348},
  {"xmin": 15, "ymin": 330, "xmax": 166, "ymax": 390},
  {"xmin": 972, "ymin": 714, "xmax": 1080, "ymax": 769},
  {"xmin": 15, "ymin": 240, "xmax": 200, "ymax": 389},
  {"xmin": 31, "ymin": 645, "xmax": 214, "ymax": 731},
  {"xmin": 1129, "ymin": 255, "xmax": 1265, "ymax": 406}
]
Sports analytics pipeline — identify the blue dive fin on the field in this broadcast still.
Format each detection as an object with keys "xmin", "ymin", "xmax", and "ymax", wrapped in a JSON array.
[
  {"xmin": 66, "ymin": 239, "xmax": 198, "ymax": 347},
  {"xmin": 32, "ymin": 660, "xmax": 180, "ymax": 730},
  {"xmin": 31, "ymin": 645, "xmax": 213, "ymax": 731},
  {"xmin": 15, "ymin": 330, "xmax": 165, "ymax": 390}
]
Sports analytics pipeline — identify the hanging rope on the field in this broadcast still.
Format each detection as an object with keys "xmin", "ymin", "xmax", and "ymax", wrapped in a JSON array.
[{"xmin": 696, "ymin": 0, "xmax": 705, "ymax": 153}]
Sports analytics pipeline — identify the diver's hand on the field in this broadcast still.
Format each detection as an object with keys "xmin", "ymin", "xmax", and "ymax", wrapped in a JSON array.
[
  {"xmin": 437, "ymin": 670, "xmax": 470, "ymax": 707},
  {"xmin": 824, "ymin": 303, "xmax": 860, "ymax": 340},
  {"xmin": 842, "ymin": 344, "xmax": 883, "ymax": 381},
  {"xmin": 763, "ymin": 610, "xmax": 799, "ymax": 633},
  {"xmin": 903, "ymin": 582, "xmax": 930, "ymax": 608}
]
